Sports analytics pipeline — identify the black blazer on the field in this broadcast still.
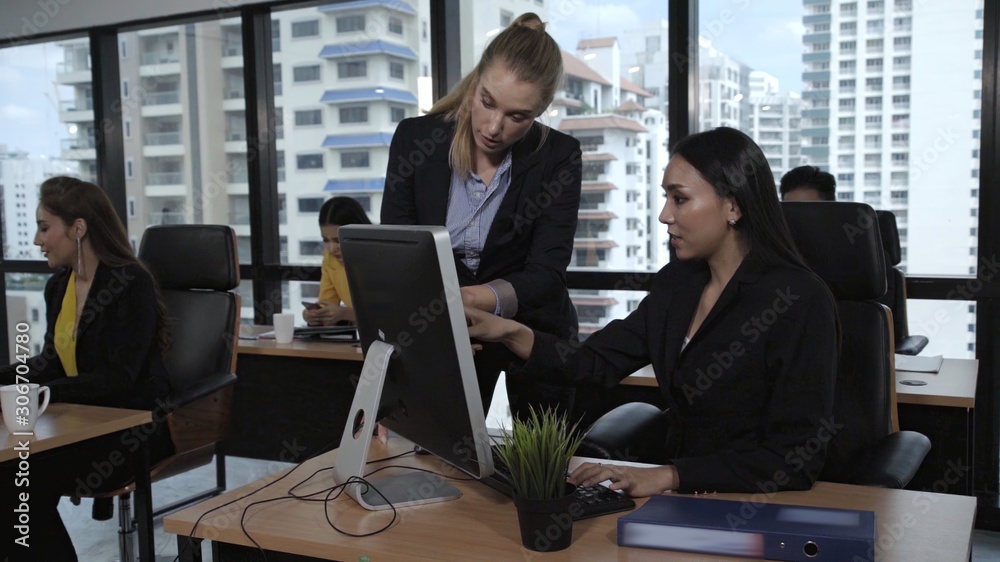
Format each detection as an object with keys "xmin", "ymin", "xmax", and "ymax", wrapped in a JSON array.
[
  {"xmin": 527, "ymin": 258, "xmax": 839, "ymax": 494},
  {"xmin": 0, "ymin": 262, "xmax": 170, "ymax": 410},
  {"xmin": 381, "ymin": 113, "xmax": 582, "ymax": 338}
]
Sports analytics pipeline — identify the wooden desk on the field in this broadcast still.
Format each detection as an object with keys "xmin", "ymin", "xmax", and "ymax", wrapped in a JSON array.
[
  {"xmin": 621, "ymin": 358, "xmax": 979, "ymax": 409},
  {"xmin": 895, "ymin": 358, "xmax": 979, "ymax": 496},
  {"xmin": 1, "ymin": 403, "xmax": 155, "ymax": 561},
  {"xmin": 166, "ymin": 439, "xmax": 976, "ymax": 562},
  {"xmin": 228, "ymin": 325, "xmax": 363, "ymax": 461},
  {"xmin": 895, "ymin": 358, "xmax": 978, "ymax": 409}
]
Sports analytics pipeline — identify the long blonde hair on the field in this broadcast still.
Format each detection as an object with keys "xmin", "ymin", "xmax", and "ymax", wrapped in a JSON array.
[{"xmin": 428, "ymin": 12, "xmax": 563, "ymax": 178}]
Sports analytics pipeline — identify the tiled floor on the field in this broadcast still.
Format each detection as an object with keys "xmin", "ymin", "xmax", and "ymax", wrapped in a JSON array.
[{"xmin": 64, "ymin": 456, "xmax": 295, "ymax": 561}]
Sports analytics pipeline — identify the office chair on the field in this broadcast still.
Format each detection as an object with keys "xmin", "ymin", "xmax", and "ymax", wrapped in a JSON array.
[
  {"xmin": 80, "ymin": 225, "xmax": 240, "ymax": 562},
  {"xmin": 579, "ymin": 203, "xmax": 930, "ymax": 489},
  {"xmin": 876, "ymin": 210, "xmax": 929, "ymax": 356}
]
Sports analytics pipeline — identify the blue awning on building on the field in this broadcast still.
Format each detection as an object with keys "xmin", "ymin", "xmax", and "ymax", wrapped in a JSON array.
[
  {"xmin": 324, "ymin": 178, "xmax": 386, "ymax": 192},
  {"xmin": 319, "ymin": 40, "xmax": 418, "ymax": 61},
  {"xmin": 321, "ymin": 132, "xmax": 395, "ymax": 149},
  {"xmin": 317, "ymin": 0, "xmax": 417, "ymax": 16},
  {"xmin": 320, "ymin": 87, "xmax": 418, "ymax": 105}
]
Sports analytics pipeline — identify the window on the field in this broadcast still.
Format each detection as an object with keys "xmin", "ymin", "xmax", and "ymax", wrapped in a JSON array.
[
  {"xmin": 500, "ymin": 10, "xmax": 513, "ymax": 27},
  {"xmin": 298, "ymin": 197, "xmax": 324, "ymax": 213},
  {"xmin": 126, "ymin": 158, "xmax": 134, "ymax": 179},
  {"xmin": 339, "ymin": 106, "xmax": 368, "ymax": 124},
  {"xmin": 300, "ymin": 241, "xmax": 324, "ymax": 256},
  {"xmin": 297, "ymin": 153, "xmax": 324, "ymax": 170},
  {"xmin": 389, "ymin": 60, "xmax": 405, "ymax": 79},
  {"xmin": 337, "ymin": 15, "xmax": 365, "ymax": 33},
  {"xmin": 294, "ymin": 109, "xmax": 322, "ymax": 126},
  {"xmin": 341, "ymin": 151, "xmax": 370, "ymax": 168},
  {"xmin": 388, "ymin": 16, "xmax": 403, "ymax": 34},
  {"xmin": 338, "ymin": 60, "xmax": 367, "ymax": 78},
  {"xmin": 124, "ymin": 118, "xmax": 131, "ymax": 139},
  {"xmin": 390, "ymin": 106, "xmax": 406, "ymax": 123},
  {"xmin": 293, "ymin": 65, "xmax": 320, "ymax": 82},
  {"xmin": 291, "ymin": 20, "xmax": 319, "ymax": 37}
]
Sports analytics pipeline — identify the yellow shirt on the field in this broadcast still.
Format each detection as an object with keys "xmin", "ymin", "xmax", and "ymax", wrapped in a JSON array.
[
  {"xmin": 54, "ymin": 270, "xmax": 79, "ymax": 377},
  {"xmin": 319, "ymin": 251, "xmax": 353, "ymax": 307}
]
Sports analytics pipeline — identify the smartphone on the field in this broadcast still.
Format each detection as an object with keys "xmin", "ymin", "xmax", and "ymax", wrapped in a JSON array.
[{"xmin": 302, "ymin": 300, "xmax": 322, "ymax": 310}]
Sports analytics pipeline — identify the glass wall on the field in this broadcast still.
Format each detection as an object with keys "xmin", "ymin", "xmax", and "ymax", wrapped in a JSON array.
[
  {"xmin": 0, "ymin": 39, "xmax": 94, "ymax": 261},
  {"xmin": 696, "ymin": 0, "xmax": 983, "ymax": 358},
  {"xmin": 271, "ymin": 0, "xmax": 430, "ymax": 322}
]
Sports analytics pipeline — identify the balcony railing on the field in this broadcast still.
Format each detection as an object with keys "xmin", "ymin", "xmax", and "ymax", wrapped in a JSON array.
[
  {"xmin": 140, "ymin": 52, "xmax": 180, "ymax": 65},
  {"xmin": 60, "ymin": 98, "xmax": 94, "ymax": 112},
  {"xmin": 142, "ymin": 91, "xmax": 181, "ymax": 106},
  {"xmin": 226, "ymin": 131, "xmax": 247, "ymax": 142},
  {"xmin": 229, "ymin": 170, "xmax": 248, "ymax": 183},
  {"xmin": 56, "ymin": 59, "xmax": 91, "ymax": 74},
  {"xmin": 228, "ymin": 211, "xmax": 250, "ymax": 225},
  {"xmin": 149, "ymin": 212, "xmax": 186, "ymax": 225},
  {"xmin": 223, "ymin": 44, "xmax": 242, "ymax": 57},
  {"xmin": 61, "ymin": 137, "xmax": 96, "ymax": 151},
  {"xmin": 145, "ymin": 131, "xmax": 182, "ymax": 145},
  {"xmin": 224, "ymin": 89, "xmax": 245, "ymax": 100},
  {"xmin": 146, "ymin": 172, "xmax": 183, "ymax": 185}
]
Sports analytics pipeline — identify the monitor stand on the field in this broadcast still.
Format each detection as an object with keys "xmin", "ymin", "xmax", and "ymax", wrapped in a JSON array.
[{"xmin": 332, "ymin": 340, "xmax": 462, "ymax": 510}]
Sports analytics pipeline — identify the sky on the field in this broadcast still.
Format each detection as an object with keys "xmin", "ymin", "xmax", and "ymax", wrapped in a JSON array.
[
  {"xmin": 547, "ymin": 0, "xmax": 807, "ymax": 92},
  {"xmin": 0, "ymin": 41, "xmax": 73, "ymax": 158},
  {"xmin": 0, "ymin": 0, "xmax": 809, "ymax": 158}
]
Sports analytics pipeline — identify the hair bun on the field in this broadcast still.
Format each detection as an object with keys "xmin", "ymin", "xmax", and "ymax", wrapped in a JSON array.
[{"xmin": 512, "ymin": 12, "xmax": 545, "ymax": 32}]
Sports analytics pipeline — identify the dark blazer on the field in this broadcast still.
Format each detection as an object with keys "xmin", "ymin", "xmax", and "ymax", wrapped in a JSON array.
[
  {"xmin": 527, "ymin": 257, "xmax": 839, "ymax": 494},
  {"xmin": 381, "ymin": 113, "xmax": 582, "ymax": 338},
  {"xmin": 0, "ymin": 262, "xmax": 170, "ymax": 411}
]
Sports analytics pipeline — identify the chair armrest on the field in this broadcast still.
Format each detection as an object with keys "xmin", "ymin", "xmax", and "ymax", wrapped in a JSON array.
[
  {"xmin": 576, "ymin": 402, "xmax": 665, "ymax": 461},
  {"xmin": 848, "ymin": 430, "xmax": 931, "ymax": 488},
  {"xmin": 169, "ymin": 373, "xmax": 237, "ymax": 408},
  {"xmin": 896, "ymin": 335, "xmax": 929, "ymax": 356}
]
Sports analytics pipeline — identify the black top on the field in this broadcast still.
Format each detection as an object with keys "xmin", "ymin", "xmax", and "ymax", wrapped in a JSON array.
[
  {"xmin": 381, "ymin": 113, "xmax": 583, "ymax": 338},
  {"xmin": 0, "ymin": 262, "xmax": 170, "ymax": 410},
  {"xmin": 526, "ymin": 258, "xmax": 839, "ymax": 494}
]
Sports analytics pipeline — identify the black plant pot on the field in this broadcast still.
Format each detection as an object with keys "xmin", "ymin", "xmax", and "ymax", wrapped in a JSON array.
[{"xmin": 512, "ymin": 485, "xmax": 576, "ymax": 552}]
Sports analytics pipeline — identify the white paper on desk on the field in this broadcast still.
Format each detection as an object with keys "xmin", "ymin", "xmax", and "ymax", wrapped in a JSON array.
[{"xmin": 895, "ymin": 353, "xmax": 944, "ymax": 373}]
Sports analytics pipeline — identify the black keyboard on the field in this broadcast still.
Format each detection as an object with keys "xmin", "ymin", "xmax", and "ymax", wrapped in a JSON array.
[{"xmin": 484, "ymin": 449, "xmax": 635, "ymax": 520}]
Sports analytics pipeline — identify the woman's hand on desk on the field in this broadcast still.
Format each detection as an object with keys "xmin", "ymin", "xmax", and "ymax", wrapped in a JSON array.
[
  {"xmin": 568, "ymin": 462, "xmax": 679, "ymax": 498},
  {"xmin": 303, "ymin": 301, "xmax": 356, "ymax": 326}
]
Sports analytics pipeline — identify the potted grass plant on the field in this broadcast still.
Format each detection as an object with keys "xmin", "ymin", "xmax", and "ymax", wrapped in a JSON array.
[{"xmin": 493, "ymin": 406, "xmax": 586, "ymax": 552}]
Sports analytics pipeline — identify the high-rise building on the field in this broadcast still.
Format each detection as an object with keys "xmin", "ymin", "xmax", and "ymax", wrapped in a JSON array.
[
  {"xmin": 552, "ymin": 45, "xmax": 668, "ymax": 332},
  {"xmin": 801, "ymin": 0, "xmax": 982, "ymax": 357}
]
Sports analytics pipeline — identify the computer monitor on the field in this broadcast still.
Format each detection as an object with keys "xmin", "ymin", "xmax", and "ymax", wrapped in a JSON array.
[{"xmin": 333, "ymin": 225, "xmax": 495, "ymax": 510}]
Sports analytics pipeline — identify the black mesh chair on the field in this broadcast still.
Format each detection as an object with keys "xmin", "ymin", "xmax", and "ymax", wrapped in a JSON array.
[
  {"xmin": 876, "ymin": 210, "xmax": 929, "ymax": 356},
  {"xmin": 80, "ymin": 225, "xmax": 240, "ymax": 561},
  {"xmin": 580, "ymin": 203, "xmax": 930, "ymax": 489}
]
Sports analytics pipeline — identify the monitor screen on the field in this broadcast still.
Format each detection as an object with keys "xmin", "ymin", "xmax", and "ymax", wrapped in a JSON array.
[{"xmin": 333, "ymin": 225, "xmax": 494, "ymax": 509}]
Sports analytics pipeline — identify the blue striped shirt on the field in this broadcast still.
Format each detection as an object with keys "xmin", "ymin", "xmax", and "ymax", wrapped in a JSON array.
[{"xmin": 445, "ymin": 150, "xmax": 513, "ymax": 274}]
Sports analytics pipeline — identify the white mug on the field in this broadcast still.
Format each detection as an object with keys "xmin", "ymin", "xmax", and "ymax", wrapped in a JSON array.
[
  {"xmin": 273, "ymin": 313, "xmax": 295, "ymax": 344},
  {"xmin": 1, "ymin": 383, "xmax": 51, "ymax": 433}
]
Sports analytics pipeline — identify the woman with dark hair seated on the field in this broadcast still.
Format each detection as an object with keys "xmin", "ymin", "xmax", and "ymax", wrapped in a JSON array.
[
  {"xmin": 0, "ymin": 176, "xmax": 171, "ymax": 561},
  {"xmin": 466, "ymin": 128, "xmax": 839, "ymax": 497}
]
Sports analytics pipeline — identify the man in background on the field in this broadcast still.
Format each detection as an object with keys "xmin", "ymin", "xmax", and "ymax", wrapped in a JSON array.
[{"xmin": 779, "ymin": 165, "xmax": 836, "ymax": 201}]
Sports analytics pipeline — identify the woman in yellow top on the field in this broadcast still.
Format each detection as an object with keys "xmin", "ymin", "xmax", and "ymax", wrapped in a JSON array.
[{"xmin": 303, "ymin": 196, "xmax": 372, "ymax": 326}]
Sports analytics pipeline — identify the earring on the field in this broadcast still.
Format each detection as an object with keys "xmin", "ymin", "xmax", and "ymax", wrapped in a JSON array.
[
  {"xmin": 728, "ymin": 219, "xmax": 737, "ymax": 227},
  {"xmin": 76, "ymin": 236, "xmax": 83, "ymax": 278}
]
